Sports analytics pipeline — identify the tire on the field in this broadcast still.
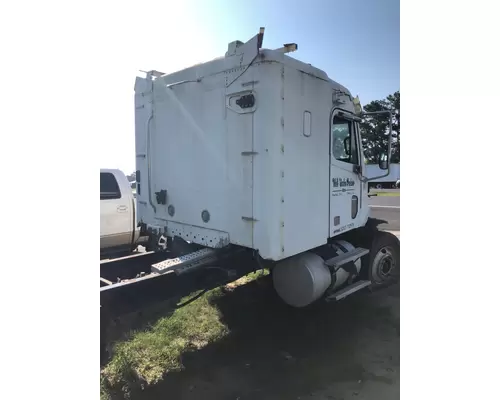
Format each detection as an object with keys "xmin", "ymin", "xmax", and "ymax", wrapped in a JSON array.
[{"xmin": 366, "ymin": 231, "xmax": 400, "ymax": 288}]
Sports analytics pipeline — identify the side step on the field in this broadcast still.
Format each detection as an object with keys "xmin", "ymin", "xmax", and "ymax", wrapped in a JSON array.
[
  {"xmin": 325, "ymin": 280, "xmax": 372, "ymax": 302},
  {"xmin": 151, "ymin": 248, "xmax": 217, "ymax": 275},
  {"xmin": 324, "ymin": 247, "xmax": 369, "ymax": 268}
]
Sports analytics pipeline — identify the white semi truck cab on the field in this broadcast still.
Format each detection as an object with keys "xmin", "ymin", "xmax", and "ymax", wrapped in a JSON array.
[
  {"xmin": 128, "ymin": 28, "xmax": 398, "ymax": 308},
  {"xmin": 100, "ymin": 28, "xmax": 398, "ymax": 328}
]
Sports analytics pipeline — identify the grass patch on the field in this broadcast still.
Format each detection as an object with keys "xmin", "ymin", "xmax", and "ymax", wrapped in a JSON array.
[
  {"xmin": 371, "ymin": 191, "xmax": 400, "ymax": 197},
  {"xmin": 101, "ymin": 270, "xmax": 268, "ymax": 398}
]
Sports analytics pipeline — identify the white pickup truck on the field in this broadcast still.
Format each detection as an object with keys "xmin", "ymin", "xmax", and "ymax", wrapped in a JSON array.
[{"xmin": 100, "ymin": 169, "xmax": 148, "ymax": 258}]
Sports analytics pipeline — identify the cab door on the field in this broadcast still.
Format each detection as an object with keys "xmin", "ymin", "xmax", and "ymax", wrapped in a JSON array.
[{"xmin": 329, "ymin": 110, "xmax": 363, "ymax": 237}]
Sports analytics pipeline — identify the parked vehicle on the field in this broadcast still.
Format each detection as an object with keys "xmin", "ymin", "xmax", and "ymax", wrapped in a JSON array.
[
  {"xmin": 100, "ymin": 168, "xmax": 148, "ymax": 258},
  {"xmin": 101, "ymin": 28, "xmax": 400, "ymax": 340}
]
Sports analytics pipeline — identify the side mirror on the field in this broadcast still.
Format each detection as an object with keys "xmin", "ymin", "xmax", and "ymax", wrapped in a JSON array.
[{"xmin": 378, "ymin": 153, "xmax": 388, "ymax": 170}]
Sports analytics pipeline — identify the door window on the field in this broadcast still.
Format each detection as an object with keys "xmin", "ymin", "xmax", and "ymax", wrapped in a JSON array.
[
  {"xmin": 100, "ymin": 172, "xmax": 122, "ymax": 200},
  {"xmin": 331, "ymin": 117, "xmax": 359, "ymax": 165}
]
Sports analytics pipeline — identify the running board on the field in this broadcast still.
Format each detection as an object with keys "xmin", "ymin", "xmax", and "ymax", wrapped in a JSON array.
[
  {"xmin": 324, "ymin": 247, "xmax": 369, "ymax": 268},
  {"xmin": 151, "ymin": 248, "xmax": 218, "ymax": 275},
  {"xmin": 325, "ymin": 280, "xmax": 372, "ymax": 302}
]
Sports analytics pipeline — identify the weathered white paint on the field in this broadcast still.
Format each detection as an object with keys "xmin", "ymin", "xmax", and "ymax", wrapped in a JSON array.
[{"xmin": 135, "ymin": 33, "xmax": 371, "ymax": 261}]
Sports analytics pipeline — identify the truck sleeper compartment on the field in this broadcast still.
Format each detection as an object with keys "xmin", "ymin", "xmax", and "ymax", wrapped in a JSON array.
[{"xmin": 134, "ymin": 31, "xmax": 370, "ymax": 261}]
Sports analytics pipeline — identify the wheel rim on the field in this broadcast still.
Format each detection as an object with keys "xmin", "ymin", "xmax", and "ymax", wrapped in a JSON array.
[{"xmin": 372, "ymin": 245, "xmax": 397, "ymax": 283}]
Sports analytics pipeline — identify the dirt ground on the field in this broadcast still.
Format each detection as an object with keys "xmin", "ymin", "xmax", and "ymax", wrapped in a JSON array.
[{"xmin": 136, "ymin": 277, "xmax": 400, "ymax": 400}]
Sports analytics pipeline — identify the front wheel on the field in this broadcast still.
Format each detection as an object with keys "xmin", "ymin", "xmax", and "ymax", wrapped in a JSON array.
[{"xmin": 367, "ymin": 231, "xmax": 400, "ymax": 287}]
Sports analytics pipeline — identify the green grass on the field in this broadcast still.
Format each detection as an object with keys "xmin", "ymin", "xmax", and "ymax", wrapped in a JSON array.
[
  {"xmin": 100, "ymin": 271, "xmax": 267, "ymax": 399},
  {"xmin": 373, "ymin": 191, "xmax": 400, "ymax": 197}
]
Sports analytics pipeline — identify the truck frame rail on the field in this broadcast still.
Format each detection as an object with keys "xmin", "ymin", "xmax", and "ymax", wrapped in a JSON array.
[{"xmin": 100, "ymin": 245, "xmax": 256, "ymax": 319}]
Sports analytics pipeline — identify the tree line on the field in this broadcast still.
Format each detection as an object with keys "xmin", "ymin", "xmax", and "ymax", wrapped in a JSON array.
[{"xmin": 360, "ymin": 90, "xmax": 400, "ymax": 164}]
